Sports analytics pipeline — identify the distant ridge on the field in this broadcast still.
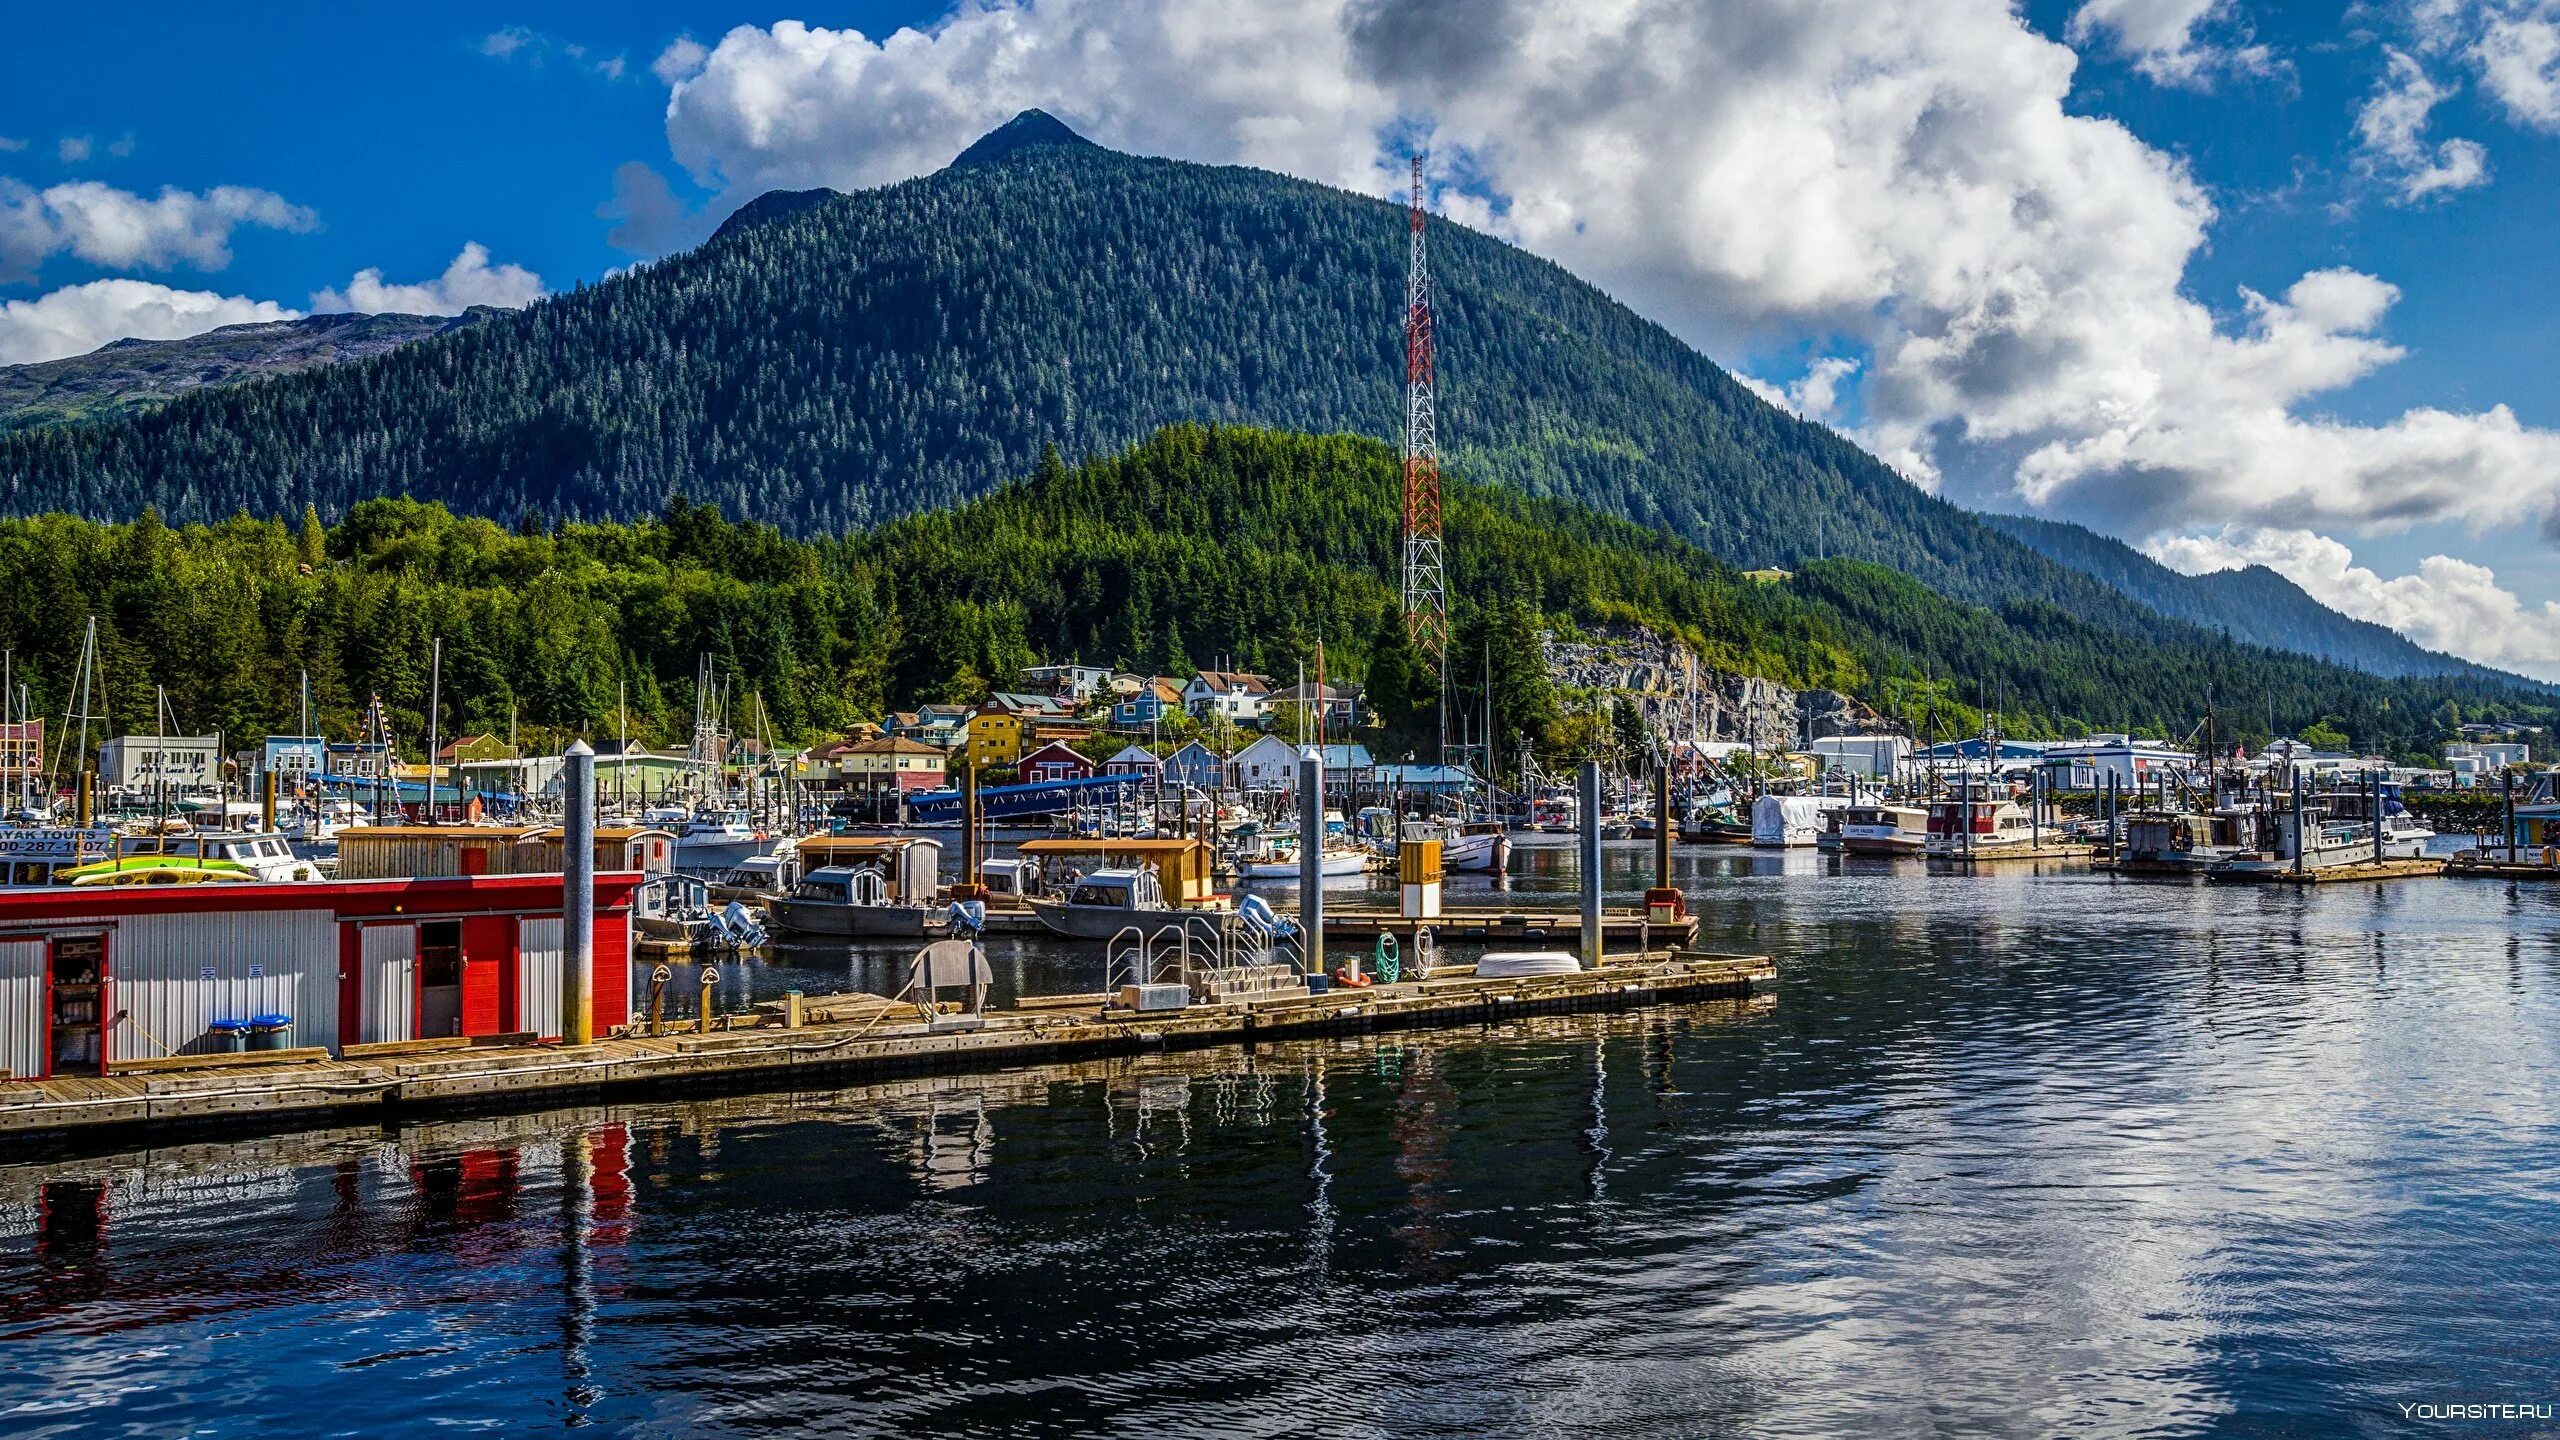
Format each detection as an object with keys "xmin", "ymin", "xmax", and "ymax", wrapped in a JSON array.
[
  {"xmin": 709, "ymin": 187, "xmax": 840, "ymax": 244},
  {"xmin": 0, "ymin": 309, "xmax": 489, "ymax": 433},
  {"xmin": 1975, "ymin": 512, "xmax": 2540, "ymax": 687}
]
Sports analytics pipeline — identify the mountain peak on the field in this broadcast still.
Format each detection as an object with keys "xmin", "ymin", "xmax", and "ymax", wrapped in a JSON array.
[{"xmin": 950, "ymin": 109, "xmax": 1097, "ymax": 169}]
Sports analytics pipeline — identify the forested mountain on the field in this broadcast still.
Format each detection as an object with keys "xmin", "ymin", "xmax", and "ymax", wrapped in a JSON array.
[
  {"xmin": 1, "ymin": 426, "xmax": 2544, "ymax": 773},
  {"xmin": 0, "ymin": 109, "xmax": 2415, "ymax": 669},
  {"xmin": 1975, "ymin": 512, "xmax": 2509, "ymax": 682},
  {"xmin": 0, "ymin": 310, "xmax": 487, "ymax": 433}
]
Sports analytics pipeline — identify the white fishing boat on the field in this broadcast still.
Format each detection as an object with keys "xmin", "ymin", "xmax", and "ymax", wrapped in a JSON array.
[
  {"xmin": 666, "ymin": 806, "xmax": 772, "ymax": 871},
  {"xmin": 1236, "ymin": 832, "xmax": 1369, "ymax": 879},
  {"xmin": 2209, "ymin": 803, "xmax": 2430, "ymax": 879},
  {"xmin": 1442, "ymin": 819, "xmax": 1512, "ymax": 874},
  {"xmin": 1923, "ymin": 796, "xmax": 2079, "ymax": 859},
  {"xmin": 1837, "ymin": 803, "xmax": 1928, "ymax": 856}
]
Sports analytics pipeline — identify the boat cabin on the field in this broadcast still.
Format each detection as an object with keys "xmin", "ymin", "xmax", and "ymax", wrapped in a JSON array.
[
  {"xmin": 1061, "ymin": 867, "xmax": 1163, "ymax": 910},
  {"xmin": 792, "ymin": 835, "xmax": 942, "ymax": 901},
  {"xmin": 1017, "ymin": 837, "xmax": 1218, "ymax": 904},
  {"xmin": 977, "ymin": 856, "xmax": 1046, "ymax": 899},
  {"xmin": 0, "ymin": 826, "xmax": 116, "ymax": 888}
]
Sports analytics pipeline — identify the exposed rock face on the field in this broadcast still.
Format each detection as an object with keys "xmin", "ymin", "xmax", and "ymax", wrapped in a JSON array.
[{"xmin": 1541, "ymin": 622, "xmax": 1890, "ymax": 749}]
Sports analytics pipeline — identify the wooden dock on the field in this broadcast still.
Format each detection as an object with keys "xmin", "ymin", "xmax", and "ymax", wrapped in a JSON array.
[
  {"xmin": 0, "ymin": 951, "xmax": 1772, "ymax": 1147},
  {"xmin": 2211, "ymin": 856, "xmax": 2447, "ymax": 885},
  {"xmin": 1925, "ymin": 844, "xmax": 2096, "ymax": 868},
  {"xmin": 2444, "ymin": 855, "xmax": 2560, "ymax": 882}
]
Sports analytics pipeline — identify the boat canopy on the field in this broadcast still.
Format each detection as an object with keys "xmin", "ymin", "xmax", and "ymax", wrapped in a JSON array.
[{"xmin": 1018, "ymin": 837, "xmax": 1216, "ymax": 903}]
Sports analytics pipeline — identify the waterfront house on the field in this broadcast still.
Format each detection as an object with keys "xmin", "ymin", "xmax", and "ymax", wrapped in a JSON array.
[
  {"xmin": 1161, "ymin": 741, "xmax": 1224, "ymax": 790},
  {"xmin": 968, "ymin": 693, "xmax": 1081, "ymax": 767},
  {"xmin": 436, "ymin": 734, "xmax": 519, "ymax": 765},
  {"xmin": 1021, "ymin": 662, "xmax": 1115, "ymax": 702},
  {"xmin": 1267, "ymin": 680, "xmax": 1362, "ymax": 732},
  {"xmin": 1111, "ymin": 677, "xmax": 1185, "ymax": 730},
  {"xmin": 0, "ymin": 872, "xmax": 645, "ymax": 1077},
  {"xmin": 1183, "ymin": 671, "xmax": 1274, "ymax": 727},
  {"xmin": 1018, "ymin": 740, "xmax": 1097, "ymax": 784},
  {"xmin": 844, "ymin": 736, "xmax": 949, "ymax": 793},
  {"xmin": 1227, "ymin": 736, "xmax": 1372, "ymax": 793},
  {"xmin": 1103, "ymin": 744, "xmax": 1160, "ymax": 781}
]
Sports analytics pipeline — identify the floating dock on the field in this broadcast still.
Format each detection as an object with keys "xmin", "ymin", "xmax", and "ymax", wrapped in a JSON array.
[
  {"xmin": 2210, "ymin": 857, "xmax": 2447, "ymax": 885},
  {"xmin": 0, "ymin": 950, "xmax": 1772, "ymax": 1146},
  {"xmin": 2443, "ymin": 855, "xmax": 2560, "ymax": 882},
  {"xmin": 1925, "ymin": 844, "xmax": 2096, "ymax": 867}
]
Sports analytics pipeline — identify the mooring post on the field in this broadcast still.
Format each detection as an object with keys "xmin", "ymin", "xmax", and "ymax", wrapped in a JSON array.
[
  {"xmin": 1580, "ymin": 760, "xmax": 1604, "ymax": 970},
  {"xmin": 2291, "ymin": 781, "xmax": 2306, "ymax": 877},
  {"xmin": 563, "ymin": 740, "xmax": 596, "ymax": 1045},
  {"xmin": 2371, "ymin": 772, "xmax": 2383, "ymax": 865},
  {"xmin": 2504, "ymin": 771, "xmax": 2516, "ymax": 862},
  {"xmin": 1299, "ymin": 749, "xmax": 1326, "ymax": 981},
  {"xmin": 1653, "ymin": 762, "xmax": 1671, "ymax": 891}
]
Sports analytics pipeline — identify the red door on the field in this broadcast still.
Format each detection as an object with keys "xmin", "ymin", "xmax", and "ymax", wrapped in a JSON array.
[{"xmin": 460, "ymin": 914, "xmax": 510, "ymax": 1037}]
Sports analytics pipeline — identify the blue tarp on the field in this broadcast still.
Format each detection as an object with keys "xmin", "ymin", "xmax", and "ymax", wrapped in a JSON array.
[{"xmin": 906, "ymin": 773, "xmax": 1143, "ymax": 823}]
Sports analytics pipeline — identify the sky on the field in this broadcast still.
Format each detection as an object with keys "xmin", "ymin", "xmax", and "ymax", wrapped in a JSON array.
[{"xmin": 5, "ymin": 0, "xmax": 2558, "ymax": 679}]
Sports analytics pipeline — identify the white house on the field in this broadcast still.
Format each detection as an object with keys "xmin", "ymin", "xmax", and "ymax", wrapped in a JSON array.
[
  {"xmin": 1183, "ymin": 670, "xmax": 1274, "ymax": 726},
  {"xmin": 1022, "ymin": 662, "xmax": 1115, "ymax": 702},
  {"xmin": 1227, "ymin": 737, "xmax": 1371, "ymax": 793}
]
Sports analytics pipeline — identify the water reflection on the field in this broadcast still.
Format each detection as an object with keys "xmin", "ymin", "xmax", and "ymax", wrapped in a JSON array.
[{"xmin": 2, "ymin": 856, "xmax": 2556, "ymax": 1436}]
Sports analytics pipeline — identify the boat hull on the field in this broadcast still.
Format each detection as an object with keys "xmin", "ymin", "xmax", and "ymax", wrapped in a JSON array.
[
  {"xmin": 1443, "ymin": 831, "xmax": 1511, "ymax": 874},
  {"xmin": 675, "ymin": 835, "xmax": 772, "ymax": 872},
  {"xmin": 1027, "ymin": 899, "xmax": 1222, "ymax": 941},
  {"xmin": 771, "ymin": 899, "xmax": 935, "ymax": 938}
]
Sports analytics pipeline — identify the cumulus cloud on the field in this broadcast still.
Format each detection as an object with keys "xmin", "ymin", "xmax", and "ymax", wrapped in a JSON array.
[
  {"xmin": 2065, "ymin": 0, "xmax": 2278, "ymax": 87},
  {"xmin": 0, "ymin": 177, "xmax": 316, "ymax": 281},
  {"xmin": 0, "ymin": 278, "xmax": 296, "ymax": 366},
  {"xmin": 646, "ymin": 0, "xmax": 2560, "ymax": 552},
  {"xmin": 2353, "ymin": 47, "xmax": 2491, "ymax": 201},
  {"xmin": 309, "ymin": 242, "xmax": 544, "ymax": 315},
  {"xmin": 2149, "ymin": 527, "xmax": 2560, "ymax": 680}
]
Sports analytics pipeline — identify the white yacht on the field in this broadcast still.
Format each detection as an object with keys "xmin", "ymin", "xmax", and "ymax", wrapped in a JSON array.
[{"xmin": 1837, "ymin": 803, "xmax": 1928, "ymax": 856}]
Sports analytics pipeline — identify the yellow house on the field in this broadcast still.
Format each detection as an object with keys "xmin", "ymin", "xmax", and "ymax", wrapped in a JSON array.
[{"xmin": 967, "ymin": 709, "xmax": 1029, "ymax": 766}]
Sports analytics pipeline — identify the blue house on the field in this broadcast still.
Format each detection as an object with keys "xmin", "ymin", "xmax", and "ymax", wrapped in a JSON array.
[{"xmin": 1160, "ymin": 740, "xmax": 1223, "ymax": 790}]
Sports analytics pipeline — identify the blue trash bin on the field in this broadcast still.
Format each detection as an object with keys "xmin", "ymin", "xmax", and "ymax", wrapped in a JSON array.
[
  {"xmin": 206, "ymin": 1018, "xmax": 251, "ymax": 1054},
  {"xmin": 247, "ymin": 1013, "xmax": 293, "ymax": 1052}
]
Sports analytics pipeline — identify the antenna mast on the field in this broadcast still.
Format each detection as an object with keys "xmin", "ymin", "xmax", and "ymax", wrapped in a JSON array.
[{"xmin": 1401, "ymin": 154, "xmax": 1449, "ymax": 676}]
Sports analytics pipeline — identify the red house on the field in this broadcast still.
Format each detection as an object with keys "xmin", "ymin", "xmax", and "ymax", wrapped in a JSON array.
[
  {"xmin": 1017, "ymin": 740, "xmax": 1096, "ymax": 784},
  {"xmin": 0, "ymin": 873, "xmax": 641, "ymax": 1081}
]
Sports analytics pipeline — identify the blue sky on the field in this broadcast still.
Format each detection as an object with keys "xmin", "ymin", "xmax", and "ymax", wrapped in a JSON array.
[{"xmin": 5, "ymin": 2, "xmax": 2556, "ymax": 675}]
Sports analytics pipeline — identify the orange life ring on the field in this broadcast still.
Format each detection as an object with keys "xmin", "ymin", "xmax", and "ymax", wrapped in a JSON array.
[{"xmin": 1330, "ymin": 968, "xmax": 1375, "ymax": 989}]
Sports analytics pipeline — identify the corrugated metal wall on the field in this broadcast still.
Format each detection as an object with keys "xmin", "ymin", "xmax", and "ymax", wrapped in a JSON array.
[
  {"xmin": 361, "ymin": 923, "xmax": 416, "ymax": 1044},
  {"xmin": 0, "ymin": 940, "xmax": 43, "ymax": 1079},
  {"xmin": 112, "ymin": 910, "xmax": 340, "ymax": 1058},
  {"xmin": 516, "ymin": 917, "xmax": 562, "ymax": 1040}
]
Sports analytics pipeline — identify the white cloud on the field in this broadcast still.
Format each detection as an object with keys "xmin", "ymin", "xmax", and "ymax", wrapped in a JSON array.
[
  {"xmin": 2353, "ymin": 47, "xmax": 2491, "ymax": 201},
  {"xmin": 0, "ymin": 137, "xmax": 25, "ymax": 153},
  {"xmin": 2065, "ymin": 0, "xmax": 2278, "ymax": 87},
  {"xmin": 481, "ymin": 27, "xmax": 535, "ymax": 59},
  {"xmin": 0, "ymin": 177, "xmax": 317, "ymax": 280},
  {"xmin": 57, "ymin": 136, "xmax": 92, "ymax": 164},
  {"xmin": 481, "ymin": 25, "xmax": 628, "ymax": 79},
  {"xmin": 2474, "ymin": 3, "xmax": 2560, "ymax": 126},
  {"xmin": 649, "ymin": 0, "xmax": 2560, "ymax": 551},
  {"xmin": 309, "ymin": 242, "xmax": 544, "ymax": 315},
  {"xmin": 2148, "ymin": 527, "xmax": 2560, "ymax": 680},
  {"xmin": 652, "ymin": 36, "xmax": 709, "ymax": 86},
  {"xmin": 0, "ymin": 278, "xmax": 296, "ymax": 366}
]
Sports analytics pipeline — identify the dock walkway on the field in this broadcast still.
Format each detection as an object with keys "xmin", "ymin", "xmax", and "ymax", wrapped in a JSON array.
[{"xmin": 0, "ymin": 951, "xmax": 1772, "ymax": 1147}]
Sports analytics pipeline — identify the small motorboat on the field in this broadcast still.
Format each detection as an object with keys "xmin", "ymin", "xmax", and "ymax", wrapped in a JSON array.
[{"xmin": 1029, "ymin": 866, "xmax": 1220, "ymax": 941}]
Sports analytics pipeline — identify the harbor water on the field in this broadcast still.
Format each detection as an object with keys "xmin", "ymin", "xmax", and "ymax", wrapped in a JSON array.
[{"xmin": 4, "ymin": 842, "xmax": 2557, "ymax": 1436}]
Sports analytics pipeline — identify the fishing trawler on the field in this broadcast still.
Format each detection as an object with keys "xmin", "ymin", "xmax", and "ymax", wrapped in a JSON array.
[
  {"xmin": 2115, "ymin": 806, "xmax": 2260, "ymax": 874},
  {"xmin": 2208, "ymin": 801, "xmax": 2431, "ymax": 880},
  {"xmin": 1923, "ymin": 795, "xmax": 2086, "ymax": 861}
]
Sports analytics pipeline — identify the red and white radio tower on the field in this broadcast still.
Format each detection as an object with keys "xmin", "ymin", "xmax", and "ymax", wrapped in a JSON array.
[{"xmin": 1401, "ymin": 154, "xmax": 1449, "ymax": 671}]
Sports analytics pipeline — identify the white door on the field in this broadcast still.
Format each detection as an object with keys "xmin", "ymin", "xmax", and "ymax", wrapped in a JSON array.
[
  {"xmin": 516, "ymin": 916, "xmax": 563, "ymax": 1040},
  {"xmin": 360, "ymin": 923, "xmax": 418, "ymax": 1043}
]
